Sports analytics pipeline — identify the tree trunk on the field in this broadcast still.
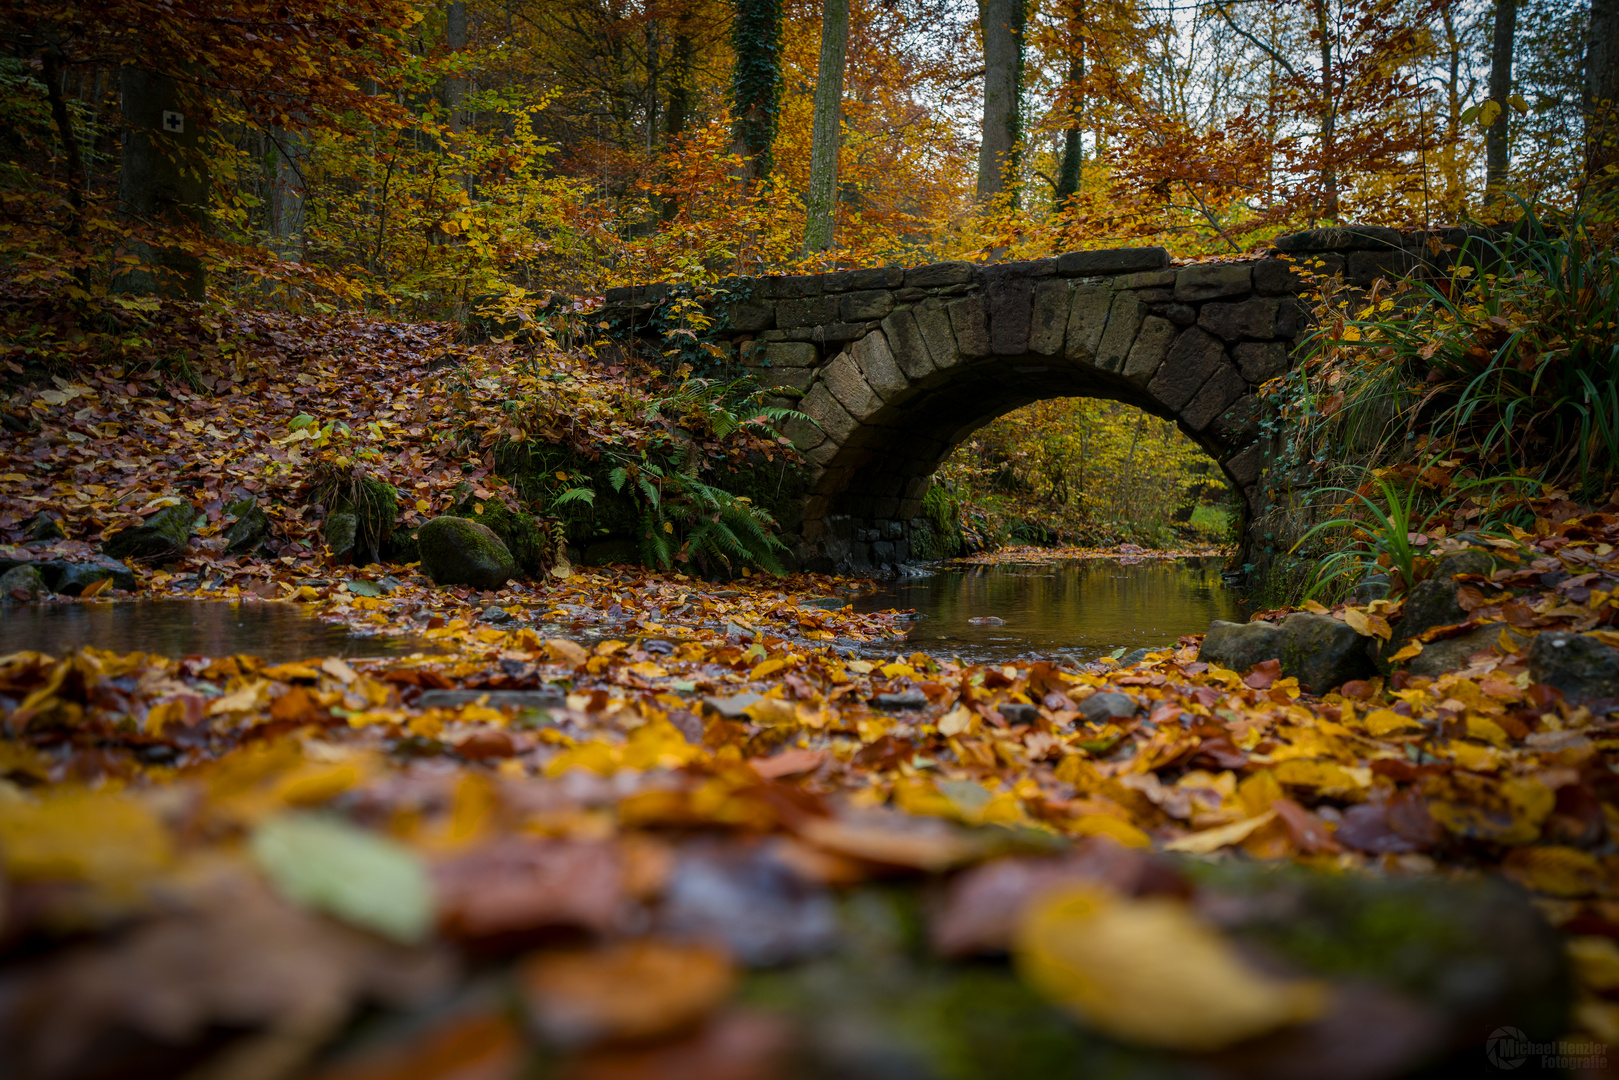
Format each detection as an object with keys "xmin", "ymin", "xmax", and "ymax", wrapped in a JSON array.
[
  {"xmin": 1486, "ymin": 0, "xmax": 1518, "ymax": 195},
  {"xmin": 116, "ymin": 66, "xmax": 208, "ymax": 301},
  {"xmin": 1313, "ymin": 0, "xmax": 1338, "ymax": 222},
  {"xmin": 661, "ymin": 8, "xmax": 696, "ymax": 221},
  {"xmin": 40, "ymin": 47, "xmax": 86, "ymax": 246},
  {"xmin": 976, "ymin": 0, "xmax": 1024, "ymax": 203},
  {"xmin": 445, "ymin": 1, "xmax": 468, "ymax": 135},
  {"xmin": 268, "ymin": 127, "xmax": 309, "ymax": 262},
  {"xmin": 804, "ymin": 0, "xmax": 850, "ymax": 252},
  {"xmin": 1054, "ymin": 0, "xmax": 1085, "ymax": 205},
  {"xmin": 1441, "ymin": 3, "xmax": 1464, "ymax": 210},
  {"xmin": 731, "ymin": 0, "xmax": 783, "ymax": 183},
  {"xmin": 1587, "ymin": 0, "xmax": 1619, "ymax": 189}
]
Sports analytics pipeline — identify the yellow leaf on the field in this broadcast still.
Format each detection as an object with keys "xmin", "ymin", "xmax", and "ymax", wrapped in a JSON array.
[
  {"xmin": 847, "ymin": 660, "xmax": 875, "ymax": 675},
  {"xmin": 937, "ymin": 704, "xmax": 976, "ymax": 737},
  {"xmin": 1503, "ymin": 846, "xmax": 1607, "ymax": 898},
  {"xmin": 1465, "ymin": 714, "xmax": 1510, "ymax": 747},
  {"xmin": 1362, "ymin": 708, "xmax": 1425, "ymax": 736},
  {"xmin": 1300, "ymin": 599, "xmax": 1328, "ymax": 614},
  {"xmin": 209, "ymin": 679, "xmax": 269, "ymax": 715},
  {"xmin": 415, "ymin": 499, "xmax": 430, "ymax": 512},
  {"xmin": 0, "ymin": 790, "xmax": 173, "ymax": 888},
  {"xmin": 1477, "ymin": 99, "xmax": 1503, "ymax": 129},
  {"xmin": 80, "ymin": 577, "xmax": 113, "ymax": 599},
  {"xmin": 751, "ymin": 657, "xmax": 789, "ymax": 679},
  {"xmin": 320, "ymin": 657, "xmax": 358, "ymax": 685},
  {"xmin": 1014, "ymin": 888, "xmax": 1328, "ymax": 1051},
  {"xmin": 1447, "ymin": 741, "xmax": 1499, "ymax": 771},
  {"xmin": 1067, "ymin": 814, "xmax": 1152, "ymax": 848},
  {"xmin": 1273, "ymin": 759, "xmax": 1368, "ymax": 794},
  {"xmin": 1389, "ymin": 640, "xmax": 1423, "ymax": 662},
  {"xmin": 1340, "ymin": 608, "xmax": 1372, "ymax": 636},
  {"xmin": 1568, "ymin": 936, "xmax": 1619, "ymax": 990},
  {"xmin": 880, "ymin": 662, "xmax": 916, "ymax": 678},
  {"xmin": 546, "ymin": 639, "xmax": 587, "ymax": 666},
  {"xmin": 1508, "ymin": 92, "xmax": 1529, "ymax": 114},
  {"xmin": 1164, "ymin": 811, "xmax": 1278, "ymax": 854}
]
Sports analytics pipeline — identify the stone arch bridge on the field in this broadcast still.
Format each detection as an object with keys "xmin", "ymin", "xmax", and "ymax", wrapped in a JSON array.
[{"xmin": 601, "ymin": 227, "xmax": 1454, "ymax": 571}]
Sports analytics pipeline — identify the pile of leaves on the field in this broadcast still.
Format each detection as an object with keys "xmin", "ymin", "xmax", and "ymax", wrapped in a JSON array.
[{"xmin": 5, "ymin": 503, "xmax": 1619, "ymax": 1075}]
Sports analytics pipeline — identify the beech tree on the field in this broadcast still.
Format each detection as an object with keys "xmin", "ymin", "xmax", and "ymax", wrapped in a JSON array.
[
  {"xmin": 804, "ymin": 0, "xmax": 850, "ymax": 251},
  {"xmin": 1588, "ymin": 0, "xmax": 1619, "ymax": 187},
  {"xmin": 1486, "ymin": 0, "xmax": 1518, "ymax": 195},
  {"xmin": 977, "ymin": 0, "xmax": 1025, "ymax": 202},
  {"xmin": 731, "ymin": 0, "xmax": 783, "ymax": 182}
]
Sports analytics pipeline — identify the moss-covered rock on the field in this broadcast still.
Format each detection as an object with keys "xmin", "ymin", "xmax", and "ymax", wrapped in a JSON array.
[
  {"xmin": 323, "ymin": 512, "xmax": 358, "ymax": 562},
  {"xmin": 1278, "ymin": 612, "xmax": 1373, "ymax": 692},
  {"xmin": 417, "ymin": 516, "xmax": 518, "ymax": 590},
  {"xmin": 103, "ymin": 500, "xmax": 194, "ymax": 562},
  {"xmin": 0, "ymin": 564, "xmax": 48, "ymax": 601},
  {"xmin": 224, "ymin": 497, "xmax": 271, "ymax": 555},
  {"xmin": 1198, "ymin": 619, "xmax": 1283, "ymax": 673},
  {"xmin": 322, "ymin": 476, "xmax": 398, "ymax": 564},
  {"xmin": 448, "ymin": 493, "xmax": 550, "ymax": 576}
]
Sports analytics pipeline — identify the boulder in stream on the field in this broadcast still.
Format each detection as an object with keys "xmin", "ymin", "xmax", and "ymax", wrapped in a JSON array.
[
  {"xmin": 103, "ymin": 500, "xmax": 195, "ymax": 562},
  {"xmin": 416, "ymin": 516, "xmax": 518, "ymax": 591},
  {"xmin": 1528, "ymin": 631, "xmax": 1619, "ymax": 706},
  {"xmin": 1198, "ymin": 619, "xmax": 1284, "ymax": 673}
]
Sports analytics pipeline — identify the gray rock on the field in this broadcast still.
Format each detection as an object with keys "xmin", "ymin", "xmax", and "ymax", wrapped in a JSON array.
[
  {"xmin": 1529, "ymin": 631, "xmax": 1619, "ymax": 705},
  {"xmin": 418, "ymin": 688, "xmax": 567, "ymax": 710},
  {"xmin": 26, "ymin": 515, "xmax": 66, "ymax": 543},
  {"xmin": 874, "ymin": 690, "xmax": 929, "ymax": 710},
  {"xmin": 1, "ymin": 564, "xmax": 48, "ymax": 602},
  {"xmin": 416, "ymin": 516, "xmax": 518, "ymax": 590},
  {"xmin": 1079, "ymin": 691, "xmax": 1140, "ymax": 723},
  {"xmin": 1199, "ymin": 619, "xmax": 1284, "ymax": 672},
  {"xmin": 1279, "ymin": 612, "xmax": 1374, "ymax": 692},
  {"xmin": 323, "ymin": 512, "xmax": 358, "ymax": 561},
  {"xmin": 998, "ymin": 702, "xmax": 1040, "ymax": 725},
  {"xmin": 1118, "ymin": 647, "xmax": 1154, "ymax": 667},
  {"xmin": 103, "ymin": 500, "xmax": 194, "ymax": 562},
  {"xmin": 1406, "ymin": 625, "xmax": 1526, "ymax": 678},
  {"xmin": 1174, "ymin": 264, "xmax": 1252, "ymax": 302},
  {"xmin": 703, "ymin": 692, "xmax": 763, "ymax": 718},
  {"xmin": 1056, "ymin": 247, "xmax": 1168, "ymax": 276},
  {"xmin": 50, "ymin": 556, "xmax": 137, "ymax": 594},
  {"xmin": 1197, "ymin": 297, "xmax": 1281, "ymax": 342},
  {"xmin": 1383, "ymin": 554, "xmax": 1498, "ymax": 663},
  {"xmin": 224, "ymin": 497, "xmax": 270, "ymax": 555},
  {"xmin": 1351, "ymin": 572, "xmax": 1391, "ymax": 604},
  {"xmin": 480, "ymin": 605, "xmax": 514, "ymax": 623}
]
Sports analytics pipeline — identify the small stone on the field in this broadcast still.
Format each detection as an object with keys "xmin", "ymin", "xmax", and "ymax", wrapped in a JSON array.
[
  {"xmin": 323, "ymin": 512, "xmax": 359, "ymax": 561},
  {"xmin": 1528, "ymin": 631, "xmax": 1619, "ymax": 706},
  {"xmin": 45, "ymin": 556, "xmax": 137, "ymax": 594},
  {"xmin": 1405, "ymin": 625, "xmax": 1527, "ymax": 678},
  {"xmin": 224, "ymin": 497, "xmax": 271, "ymax": 555},
  {"xmin": 1199, "ymin": 619, "xmax": 1284, "ymax": 672},
  {"xmin": 481, "ymin": 605, "xmax": 513, "ymax": 623},
  {"xmin": 703, "ymin": 692, "xmax": 763, "ymax": 718},
  {"xmin": 1, "ymin": 564, "xmax": 48, "ymax": 602},
  {"xmin": 26, "ymin": 515, "xmax": 66, "ymax": 543},
  {"xmin": 1118, "ymin": 647, "xmax": 1154, "ymax": 667},
  {"xmin": 1078, "ymin": 691, "xmax": 1139, "ymax": 722},
  {"xmin": 999, "ymin": 702, "xmax": 1040, "ymax": 725},
  {"xmin": 643, "ymin": 639, "xmax": 675, "ymax": 655},
  {"xmin": 419, "ymin": 688, "xmax": 567, "ymax": 710},
  {"xmin": 874, "ymin": 690, "xmax": 929, "ymax": 710}
]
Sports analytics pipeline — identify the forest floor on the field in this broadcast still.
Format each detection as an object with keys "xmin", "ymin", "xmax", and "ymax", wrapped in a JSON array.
[{"xmin": 3, "ymin": 304, "xmax": 1619, "ymax": 1078}]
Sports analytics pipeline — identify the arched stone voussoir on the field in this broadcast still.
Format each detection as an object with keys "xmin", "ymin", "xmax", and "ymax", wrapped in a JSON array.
[{"xmin": 849, "ymin": 330, "xmax": 909, "ymax": 402}]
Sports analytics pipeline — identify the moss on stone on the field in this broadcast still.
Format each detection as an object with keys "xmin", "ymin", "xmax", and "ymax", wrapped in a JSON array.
[
  {"xmin": 448, "ymin": 493, "xmax": 549, "ymax": 576},
  {"xmin": 103, "ymin": 500, "xmax": 195, "ymax": 562},
  {"xmin": 416, "ymin": 516, "xmax": 518, "ymax": 590}
]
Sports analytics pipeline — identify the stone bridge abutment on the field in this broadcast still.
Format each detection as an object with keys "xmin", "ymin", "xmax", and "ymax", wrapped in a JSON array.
[{"xmin": 601, "ymin": 227, "xmax": 1464, "ymax": 571}]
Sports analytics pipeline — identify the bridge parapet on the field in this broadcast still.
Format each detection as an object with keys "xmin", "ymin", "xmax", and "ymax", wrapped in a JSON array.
[{"xmin": 600, "ymin": 227, "xmax": 1482, "ymax": 571}]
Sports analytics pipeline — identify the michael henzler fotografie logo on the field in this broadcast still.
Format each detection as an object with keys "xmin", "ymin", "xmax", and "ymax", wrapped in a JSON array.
[{"xmin": 1487, "ymin": 1027, "xmax": 1608, "ymax": 1071}]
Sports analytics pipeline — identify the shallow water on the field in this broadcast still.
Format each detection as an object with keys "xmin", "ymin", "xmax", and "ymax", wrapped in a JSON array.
[
  {"xmin": 0, "ymin": 600, "xmax": 431, "ymax": 663},
  {"xmin": 855, "ymin": 556, "xmax": 1239, "ymax": 664}
]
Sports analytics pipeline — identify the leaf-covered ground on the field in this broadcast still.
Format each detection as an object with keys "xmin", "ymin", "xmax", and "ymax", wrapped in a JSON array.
[{"xmin": 4, "ymin": 303, "xmax": 1619, "ymax": 1078}]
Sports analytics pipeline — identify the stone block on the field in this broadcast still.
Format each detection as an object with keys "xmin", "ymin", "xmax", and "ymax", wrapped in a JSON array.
[
  {"xmin": 1129, "ymin": 287, "xmax": 1174, "ymax": 303},
  {"xmin": 906, "ymin": 262, "xmax": 974, "ymax": 288},
  {"xmin": 981, "ymin": 269, "xmax": 1035, "ymax": 355},
  {"xmin": 1123, "ymin": 315, "xmax": 1178, "ymax": 388},
  {"xmin": 1154, "ymin": 302, "xmax": 1197, "ymax": 326},
  {"xmin": 800, "ymin": 382, "xmax": 857, "ymax": 444},
  {"xmin": 1116, "ymin": 270, "xmax": 1177, "ymax": 289},
  {"xmin": 1174, "ymin": 263, "xmax": 1253, "ymax": 302},
  {"xmin": 1275, "ymin": 297, "xmax": 1308, "ymax": 339},
  {"xmin": 1223, "ymin": 443, "xmax": 1263, "ymax": 486},
  {"xmin": 1027, "ymin": 278, "xmax": 1071, "ymax": 356},
  {"xmin": 841, "ymin": 290, "xmax": 895, "ymax": 322},
  {"xmin": 1232, "ymin": 341, "xmax": 1286, "ymax": 382},
  {"xmin": 777, "ymin": 295, "xmax": 840, "ymax": 327},
  {"xmin": 782, "ymin": 413, "xmax": 826, "ymax": 451},
  {"xmin": 894, "ymin": 287, "xmax": 927, "ymax": 302},
  {"xmin": 851, "ymin": 331, "xmax": 908, "ymax": 401},
  {"xmin": 725, "ymin": 300, "xmax": 774, "ymax": 332},
  {"xmin": 759, "ymin": 273, "xmax": 822, "ymax": 299},
  {"xmin": 1272, "ymin": 226, "xmax": 1404, "ymax": 252},
  {"xmin": 882, "ymin": 308, "xmax": 937, "ymax": 381},
  {"xmin": 756, "ymin": 366, "xmax": 814, "ymax": 393},
  {"xmin": 848, "ymin": 266, "xmax": 905, "ymax": 290},
  {"xmin": 1148, "ymin": 326, "xmax": 1225, "ymax": 411},
  {"xmin": 913, "ymin": 298, "xmax": 960, "ymax": 370},
  {"xmin": 806, "ymin": 438, "xmax": 845, "ymax": 466},
  {"xmin": 1094, "ymin": 291, "xmax": 1147, "ymax": 373},
  {"xmin": 1347, "ymin": 248, "xmax": 1416, "ymax": 287},
  {"xmin": 946, "ymin": 295, "xmax": 992, "ymax": 358},
  {"xmin": 815, "ymin": 354, "xmax": 880, "ymax": 420},
  {"xmin": 760, "ymin": 340, "xmax": 818, "ymax": 368},
  {"xmin": 1064, "ymin": 284, "xmax": 1112, "ymax": 364},
  {"xmin": 1253, "ymin": 258, "xmax": 1303, "ymax": 295},
  {"xmin": 1212, "ymin": 394, "xmax": 1260, "ymax": 441},
  {"xmin": 1056, "ymin": 247, "xmax": 1169, "ymax": 276},
  {"xmin": 1180, "ymin": 361, "xmax": 1246, "ymax": 432},
  {"xmin": 1198, "ymin": 297, "xmax": 1282, "ymax": 342}
]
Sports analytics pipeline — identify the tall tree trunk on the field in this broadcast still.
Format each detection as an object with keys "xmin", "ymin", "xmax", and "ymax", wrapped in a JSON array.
[
  {"xmin": 268, "ymin": 127, "xmax": 309, "ymax": 262},
  {"xmin": 1441, "ymin": 3, "xmax": 1464, "ymax": 210},
  {"xmin": 40, "ymin": 47, "xmax": 86, "ymax": 247},
  {"xmin": 731, "ymin": 0, "xmax": 783, "ymax": 183},
  {"xmin": 976, "ymin": 0, "xmax": 1024, "ymax": 203},
  {"xmin": 804, "ymin": 0, "xmax": 850, "ymax": 252},
  {"xmin": 1313, "ymin": 0, "xmax": 1338, "ymax": 222},
  {"xmin": 661, "ymin": 7, "xmax": 696, "ymax": 221},
  {"xmin": 116, "ymin": 66, "xmax": 208, "ymax": 301},
  {"xmin": 1587, "ymin": 0, "xmax": 1619, "ymax": 191},
  {"xmin": 445, "ymin": 1, "xmax": 468, "ymax": 135},
  {"xmin": 1486, "ymin": 0, "xmax": 1518, "ymax": 196},
  {"xmin": 1054, "ymin": 0, "xmax": 1085, "ymax": 205}
]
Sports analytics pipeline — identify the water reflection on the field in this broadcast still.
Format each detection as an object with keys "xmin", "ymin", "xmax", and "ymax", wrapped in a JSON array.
[
  {"xmin": 857, "ymin": 556, "xmax": 1238, "ymax": 664},
  {"xmin": 0, "ymin": 600, "xmax": 431, "ymax": 662}
]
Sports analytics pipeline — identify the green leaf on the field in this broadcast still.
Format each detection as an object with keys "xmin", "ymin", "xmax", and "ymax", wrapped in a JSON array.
[
  {"xmin": 251, "ymin": 813, "xmax": 434, "ymax": 943},
  {"xmin": 344, "ymin": 579, "xmax": 383, "ymax": 597},
  {"xmin": 289, "ymin": 414, "xmax": 317, "ymax": 432}
]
